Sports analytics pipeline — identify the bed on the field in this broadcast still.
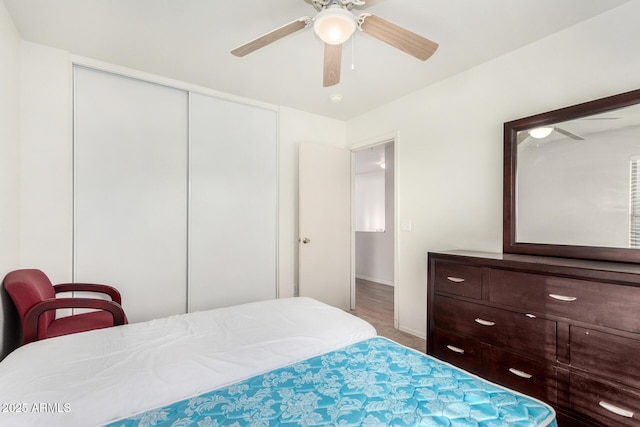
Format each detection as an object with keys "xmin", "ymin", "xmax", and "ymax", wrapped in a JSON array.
[{"xmin": 0, "ymin": 297, "xmax": 556, "ymax": 426}]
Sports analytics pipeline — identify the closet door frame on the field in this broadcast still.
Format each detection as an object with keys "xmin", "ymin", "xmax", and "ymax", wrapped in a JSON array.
[{"xmin": 71, "ymin": 57, "xmax": 279, "ymax": 319}]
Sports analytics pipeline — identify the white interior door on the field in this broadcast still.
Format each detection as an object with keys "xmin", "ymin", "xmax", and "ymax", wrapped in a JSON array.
[
  {"xmin": 299, "ymin": 142, "xmax": 351, "ymax": 310},
  {"xmin": 74, "ymin": 66, "xmax": 188, "ymax": 322},
  {"xmin": 189, "ymin": 93, "xmax": 277, "ymax": 311}
]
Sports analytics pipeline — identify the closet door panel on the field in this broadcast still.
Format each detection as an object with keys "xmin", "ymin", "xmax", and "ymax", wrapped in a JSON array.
[
  {"xmin": 74, "ymin": 67, "xmax": 188, "ymax": 322},
  {"xmin": 190, "ymin": 93, "xmax": 276, "ymax": 311}
]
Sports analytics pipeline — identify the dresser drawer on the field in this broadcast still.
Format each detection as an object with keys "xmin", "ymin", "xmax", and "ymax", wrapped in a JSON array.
[
  {"xmin": 488, "ymin": 346, "xmax": 557, "ymax": 404},
  {"xmin": 433, "ymin": 295, "xmax": 556, "ymax": 361},
  {"xmin": 489, "ymin": 268, "xmax": 640, "ymax": 333},
  {"xmin": 433, "ymin": 261, "xmax": 482, "ymax": 299},
  {"xmin": 431, "ymin": 327, "xmax": 485, "ymax": 376},
  {"xmin": 570, "ymin": 373, "xmax": 640, "ymax": 427},
  {"xmin": 570, "ymin": 326, "xmax": 640, "ymax": 389}
]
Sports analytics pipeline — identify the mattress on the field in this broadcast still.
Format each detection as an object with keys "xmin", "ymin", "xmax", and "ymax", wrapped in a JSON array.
[
  {"xmin": 0, "ymin": 297, "xmax": 376, "ymax": 427},
  {"xmin": 107, "ymin": 337, "xmax": 557, "ymax": 427}
]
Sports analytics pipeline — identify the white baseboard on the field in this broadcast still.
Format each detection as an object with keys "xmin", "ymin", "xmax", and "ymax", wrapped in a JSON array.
[
  {"xmin": 398, "ymin": 325, "xmax": 426, "ymax": 340},
  {"xmin": 355, "ymin": 274, "xmax": 394, "ymax": 287}
]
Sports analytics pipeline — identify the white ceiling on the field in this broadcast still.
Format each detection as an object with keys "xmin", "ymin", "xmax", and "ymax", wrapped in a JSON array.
[{"xmin": 3, "ymin": 0, "xmax": 630, "ymax": 120}]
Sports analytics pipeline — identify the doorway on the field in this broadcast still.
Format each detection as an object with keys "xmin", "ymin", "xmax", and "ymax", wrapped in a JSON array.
[{"xmin": 351, "ymin": 140, "xmax": 396, "ymax": 327}]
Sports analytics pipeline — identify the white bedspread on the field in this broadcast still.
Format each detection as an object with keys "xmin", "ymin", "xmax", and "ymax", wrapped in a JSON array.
[{"xmin": 0, "ymin": 297, "xmax": 376, "ymax": 426}]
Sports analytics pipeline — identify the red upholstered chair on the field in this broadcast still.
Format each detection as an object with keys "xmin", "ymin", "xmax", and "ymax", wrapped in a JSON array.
[{"xmin": 3, "ymin": 269, "xmax": 127, "ymax": 345}]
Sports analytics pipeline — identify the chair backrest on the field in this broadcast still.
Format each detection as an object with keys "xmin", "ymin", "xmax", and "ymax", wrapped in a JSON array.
[{"xmin": 3, "ymin": 269, "xmax": 57, "ymax": 339}]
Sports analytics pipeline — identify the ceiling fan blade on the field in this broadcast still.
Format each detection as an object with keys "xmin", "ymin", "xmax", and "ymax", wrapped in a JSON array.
[
  {"xmin": 554, "ymin": 127, "xmax": 586, "ymax": 140},
  {"xmin": 359, "ymin": 14, "xmax": 438, "ymax": 61},
  {"xmin": 323, "ymin": 43, "xmax": 342, "ymax": 87},
  {"xmin": 231, "ymin": 17, "xmax": 310, "ymax": 57},
  {"xmin": 516, "ymin": 132, "xmax": 529, "ymax": 145}
]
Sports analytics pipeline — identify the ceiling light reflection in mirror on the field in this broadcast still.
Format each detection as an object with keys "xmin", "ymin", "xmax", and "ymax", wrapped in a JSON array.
[{"xmin": 516, "ymin": 102, "xmax": 640, "ymax": 248}]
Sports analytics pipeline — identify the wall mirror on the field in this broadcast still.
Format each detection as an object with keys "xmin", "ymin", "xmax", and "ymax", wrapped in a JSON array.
[{"xmin": 504, "ymin": 88, "xmax": 640, "ymax": 263}]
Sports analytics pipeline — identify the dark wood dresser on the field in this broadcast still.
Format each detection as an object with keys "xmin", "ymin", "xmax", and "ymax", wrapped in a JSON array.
[{"xmin": 427, "ymin": 250, "xmax": 640, "ymax": 427}]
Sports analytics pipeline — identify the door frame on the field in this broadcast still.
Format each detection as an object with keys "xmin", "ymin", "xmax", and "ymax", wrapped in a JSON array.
[{"xmin": 348, "ymin": 132, "xmax": 399, "ymax": 329}]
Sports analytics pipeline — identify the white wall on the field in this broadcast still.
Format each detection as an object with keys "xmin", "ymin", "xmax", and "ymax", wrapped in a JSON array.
[
  {"xmin": 346, "ymin": 1, "xmax": 640, "ymax": 338},
  {"xmin": 278, "ymin": 107, "xmax": 346, "ymax": 298},
  {"xmin": 0, "ymin": 0, "xmax": 22, "ymax": 359},
  {"xmin": 20, "ymin": 42, "xmax": 73, "ymax": 282},
  {"xmin": 355, "ymin": 171, "xmax": 385, "ymax": 232}
]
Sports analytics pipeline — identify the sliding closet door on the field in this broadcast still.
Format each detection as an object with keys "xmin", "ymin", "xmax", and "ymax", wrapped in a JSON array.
[
  {"xmin": 74, "ymin": 67, "xmax": 188, "ymax": 323},
  {"xmin": 189, "ymin": 93, "xmax": 276, "ymax": 311}
]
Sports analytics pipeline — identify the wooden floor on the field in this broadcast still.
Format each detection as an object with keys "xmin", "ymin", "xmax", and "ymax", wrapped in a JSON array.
[
  {"xmin": 353, "ymin": 278, "xmax": 394, "ymax": 325},
  {"xmin": 351, "ymin": 278, "xmax": 427, "ymax": 352}
]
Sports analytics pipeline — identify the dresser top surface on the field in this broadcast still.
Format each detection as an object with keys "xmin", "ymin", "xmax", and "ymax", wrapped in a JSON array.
[{"xmin": 429, "ymin": 250, "xmax": 640, "ymax": 286}]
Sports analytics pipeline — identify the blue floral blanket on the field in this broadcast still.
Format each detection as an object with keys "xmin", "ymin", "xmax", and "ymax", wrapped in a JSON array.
[{"xmin": 106, "ymin": 337, "xmax": 556, "ymax": 427}]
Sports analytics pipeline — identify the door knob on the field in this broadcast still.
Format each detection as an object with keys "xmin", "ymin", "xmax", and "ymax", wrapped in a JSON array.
[{"xmin": 301, "ymin": 237, "xmax": 311, "ymax": 244}]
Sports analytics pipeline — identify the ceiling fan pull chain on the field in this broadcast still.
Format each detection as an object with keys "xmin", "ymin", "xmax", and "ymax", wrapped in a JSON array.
[{"xmin": 351, "ymin": 35, "xmax": 355, "ymax": 70}]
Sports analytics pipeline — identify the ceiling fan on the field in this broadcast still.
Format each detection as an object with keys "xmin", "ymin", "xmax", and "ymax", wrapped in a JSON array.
[
  {"xmin": 230, "ymin": 0, "xmax": 439, "ymax": 87},
  {"xmin": 517, "ymin": 126, "xmax": 586, "ymax": 146}
]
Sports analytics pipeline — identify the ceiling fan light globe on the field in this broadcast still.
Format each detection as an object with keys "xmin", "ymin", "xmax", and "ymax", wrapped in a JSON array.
[
  {"xmin": 313, "ymin": 7, "xmax": 356, "ymax": 45},
  {"xmin": 528, "ymin": 126, "xmax": 554, "ymax": 139}
]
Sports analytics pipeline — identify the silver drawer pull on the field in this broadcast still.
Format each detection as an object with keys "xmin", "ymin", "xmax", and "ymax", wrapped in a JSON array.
[
  {"xmin": 508, "ymin": 368, "xmax": 533, "ymax": 379},
  {"xmin": 474, "ymin": 318, "xmax": 495, "ymax": 326},
  {"xmin": 598, "ymin": 401, "xmax": 634, "ymax": 418},
  {"xmin": 446, "ymin": 345, "xmax": 465, "ymax": 354},
  {"xmin": 548, "ymin": 293, "xmax": 577, "ymax": 302},
  {"xmin": 446, "ymin": 276, "xmax": 465, "ymax": 283},
  {"xmin": 525, "ymin": 313, "xmax": 537, "ymax": 318}
]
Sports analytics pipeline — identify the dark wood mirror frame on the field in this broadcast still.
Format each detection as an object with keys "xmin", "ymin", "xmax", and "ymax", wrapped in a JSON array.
[{"xmin": 504, "ymin": 88, "xmax": 640, "ymax": 264}]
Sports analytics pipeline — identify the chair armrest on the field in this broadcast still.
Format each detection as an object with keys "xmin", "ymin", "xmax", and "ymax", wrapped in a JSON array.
[
  {"xmin": 23, "ymin": 298, "xmax": 126, "ymax": 345},
  {"xmin": 54, "ymin": 283, "xmax": 122, "ymax": 304}
]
